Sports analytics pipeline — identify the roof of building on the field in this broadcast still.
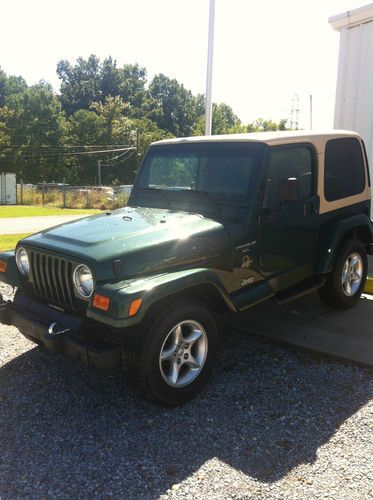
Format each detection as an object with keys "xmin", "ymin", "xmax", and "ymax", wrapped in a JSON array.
[{"xmin": 329, "ymin": 3, "xmax": 373, "ymax": 30}]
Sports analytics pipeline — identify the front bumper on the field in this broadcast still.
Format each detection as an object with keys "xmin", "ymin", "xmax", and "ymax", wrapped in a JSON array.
[{"xmin": 0, "ymin": 293, "xmax": 122, "ymax": 370}]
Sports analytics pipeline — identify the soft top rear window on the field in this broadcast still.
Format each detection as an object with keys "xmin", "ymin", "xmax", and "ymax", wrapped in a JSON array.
[{"xmin": 324, "ymin": 138, "xmax": 365, "ymax": 202}]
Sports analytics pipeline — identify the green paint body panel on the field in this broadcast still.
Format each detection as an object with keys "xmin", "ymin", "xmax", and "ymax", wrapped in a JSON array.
[{"xmin": 18, "ymin": 207, "xmax": 232, "ymax": 282}]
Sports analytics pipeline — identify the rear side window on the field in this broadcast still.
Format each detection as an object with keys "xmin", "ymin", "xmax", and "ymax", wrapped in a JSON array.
[{"xmin": 324, "ymin": 138, "xmax": 365, "ymax": 201}]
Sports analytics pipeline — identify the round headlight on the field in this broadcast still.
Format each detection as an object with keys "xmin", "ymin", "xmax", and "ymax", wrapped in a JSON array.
[
  {"xmin": 16, "ymin": 247, "xmax": 30, "ymax": 276},
  {"xmin": 73, "ymin": 264, "xmax": 94, "ymax": 298}
]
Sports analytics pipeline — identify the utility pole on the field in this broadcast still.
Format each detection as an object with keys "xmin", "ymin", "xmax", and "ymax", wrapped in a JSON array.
[
  {"xmin": 136, "ymin": 129, "xmax": 140, "ymax": 171},
  {"xmin": 97, "ymin": 159, "xmax": 102, "ymax": 186},
  {"xmin": 204, "ymin": 0, "xmax": 216, "ymax": 136},
  {"xmin": 290, "ymin": 93, "xmax": 300, "ymax": 130}
]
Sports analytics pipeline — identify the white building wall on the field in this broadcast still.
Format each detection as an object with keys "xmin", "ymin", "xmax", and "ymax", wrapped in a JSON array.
[
  {"xmin": 0, "ymin": 173, "xmax": 17, "ymax": 205},
  {"xmin": 330, "ymin": 4, "xmax": 373, "ymax": 176}
]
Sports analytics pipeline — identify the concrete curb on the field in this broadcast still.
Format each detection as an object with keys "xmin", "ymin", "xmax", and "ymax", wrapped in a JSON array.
[
  {"xmin": 363, "ymin": 276, "xmax": 373, "ymax": 294},
  {"xmin": 219, "ymin": 292, "xmax": 373, "ymax": 366}
]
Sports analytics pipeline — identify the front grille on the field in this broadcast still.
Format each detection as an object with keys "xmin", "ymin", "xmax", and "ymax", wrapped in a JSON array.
[{"xmin": 29, "ymin": 250, "xmax": 77, "ymax": 309}]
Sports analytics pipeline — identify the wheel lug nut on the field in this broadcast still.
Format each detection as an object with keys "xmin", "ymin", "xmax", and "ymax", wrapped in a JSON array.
[
  {"xmin": 177, "ymin": 358, "xmax": 181, "ymax": 364},
  {"xmin": 185, "ymin": 344, "xmax": 189, "ymax": 349},
  {"xmin": 184, "ymin": 353, "xmax": 189, "ymax": 360}
]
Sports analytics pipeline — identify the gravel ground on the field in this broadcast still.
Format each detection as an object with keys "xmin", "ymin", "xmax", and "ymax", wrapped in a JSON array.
[{"xmin": 0, "ymin": 283, "xmax": 372, "ymax": 499}]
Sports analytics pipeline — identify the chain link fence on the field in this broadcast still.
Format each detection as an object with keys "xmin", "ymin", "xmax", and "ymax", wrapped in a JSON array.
[{"xmin": 17, "ymin": 182, "xmax": 132, "ymax": 210}]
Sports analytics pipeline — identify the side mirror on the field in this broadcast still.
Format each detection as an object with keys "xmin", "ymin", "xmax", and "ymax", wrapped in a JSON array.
[{"xmin": 278, "ymin": 177, "xmax": 299, "ymax": 204}]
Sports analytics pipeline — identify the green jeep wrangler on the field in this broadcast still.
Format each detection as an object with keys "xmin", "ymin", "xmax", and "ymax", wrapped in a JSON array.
[{"xmin": 1, "ymin": 131, "xmax": 372, "ymax": 405}]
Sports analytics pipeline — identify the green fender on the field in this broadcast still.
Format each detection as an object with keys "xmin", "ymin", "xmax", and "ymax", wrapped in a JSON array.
[
  {"xmin": 87, "ymin": 268, "xmax": 236, "ymax": 328},
  {"xmin": 317, "ymin": 214, "xmax": 373, "ymax": 274}
]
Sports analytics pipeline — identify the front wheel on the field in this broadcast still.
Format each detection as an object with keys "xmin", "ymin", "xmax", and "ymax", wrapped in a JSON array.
[
  {"xmin": 127, "ymin": 300, "xmax": 219, "ymax": 406},
  {"xmin": 319, "ymin": 239, "xmax": 367, "ymax": 309}
]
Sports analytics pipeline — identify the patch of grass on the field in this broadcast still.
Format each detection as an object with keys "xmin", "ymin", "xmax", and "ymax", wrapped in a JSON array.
[
  {"xmin": 0, "ymin": 206, "xmax": 101, "ymax": 218},
  {"xmin": 0, "ymin": 233, "xmax": 32, "ymax": 252}
]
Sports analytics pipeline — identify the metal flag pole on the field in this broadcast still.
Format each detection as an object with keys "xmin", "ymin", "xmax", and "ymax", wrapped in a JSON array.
[{"xmin": 204, "ymin": 0, "xmax": 216, "ymax": 136}]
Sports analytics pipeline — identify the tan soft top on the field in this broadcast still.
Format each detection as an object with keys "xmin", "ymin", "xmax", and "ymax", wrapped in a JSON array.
[{"xmin": 152, "ymin": 130, "xmax": 361, "ymax": 154}]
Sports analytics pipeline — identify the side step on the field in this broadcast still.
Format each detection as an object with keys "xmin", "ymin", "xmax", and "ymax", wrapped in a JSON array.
[{"xmin": 275, "ymin": 276, "xmax": 326, "ymax": 305}]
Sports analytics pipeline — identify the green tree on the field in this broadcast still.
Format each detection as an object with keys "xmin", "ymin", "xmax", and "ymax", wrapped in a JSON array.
[
  {"xmin": 0, "ymin": 62, "xmax": 290, "ymax": 185},
  {"xmin": 57, "ymin": 55, "xmax": 102, "ymax": 114},
  {"xmin": 247, "ymin": 118, "xmax": 288, "ymax": 132},
  {"xmin": 68, "ymin": 96, "xmax": 135, "ymax": 184},
  {"xmin": 100, "ymin": 58, "xmax": 149, "ymax": 116},
  {"xmin": 1, "ymin": 82, "xmax": 68, "ymax": 181},
  {"xmin": 193, "ymin": 102, "xmax": 246, "ymax": 135},
  {"xmin": 68, "ymin": 109, "xmax": 106, "ymax": 145},
  {"xmin": 99, "ymin": 57, "xmax": 120, "ymax": 100},
  {"xmin": 149, "ymin": 74, "xmax": 201, "ymax": 136},
  {"xmin": 116, "ymin": 64, "xmax": 149, "ymax": 117},
  {"xmin": 67, "ymin": 109, "xmax": 106, "ymax": 183},
  {"xmin": 57, "ymin": 56, "xmax": 151, "ymax": 119},
  {"xmin": 90, "ymin": 95, "xmax": 132, "ymax": 144},
  {"xmin": 0, "ymin": 106, "xmax": 12, "ymax": 144},
  {"xmin": 0, "ymin": 67, "xmax": 28, "ymax": 107}
]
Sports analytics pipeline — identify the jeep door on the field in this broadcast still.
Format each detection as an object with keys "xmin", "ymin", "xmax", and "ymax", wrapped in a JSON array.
[{"xmin": 258, "ymin": 143, "xmax": 319, "ymax": 288}]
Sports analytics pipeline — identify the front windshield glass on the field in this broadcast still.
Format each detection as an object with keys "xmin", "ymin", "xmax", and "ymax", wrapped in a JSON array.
[{"xmin": 135, "ymin": 142, "xmax": 266, "ymax": 200}]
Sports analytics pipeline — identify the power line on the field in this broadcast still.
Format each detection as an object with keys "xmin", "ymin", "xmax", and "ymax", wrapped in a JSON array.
[
  {"xmin": 22, "ymin": 146, "xmax": 136, "ymax": 160},
  {"xmin": 100, "ymin": 149, "xmax": 136, "ymax": 165},
  {"xmin": 100, "ymin": 150, "xmax": 137, "ymax": 167},
  {"xmin": 0, "ymin": 144, "xmax": 132, "ymax": 149}
]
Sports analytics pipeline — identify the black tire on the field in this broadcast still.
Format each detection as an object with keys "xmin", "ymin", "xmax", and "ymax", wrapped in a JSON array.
[
  {"xmin": 125, "ymin": 299, "xmax": 219, "ymax": 406},
  {"xmin": 318, "ymin": 238, "xmax": 367, "ymax": 309}
]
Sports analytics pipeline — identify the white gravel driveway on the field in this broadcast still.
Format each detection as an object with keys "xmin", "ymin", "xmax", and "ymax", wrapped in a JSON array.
[
  {"xmin": 0, "ymin": 215, "xmax": 87, "ymax": 235},
  {"xmin": 0, "ymin": 284, "xmax": 372, "ymax": 499}
]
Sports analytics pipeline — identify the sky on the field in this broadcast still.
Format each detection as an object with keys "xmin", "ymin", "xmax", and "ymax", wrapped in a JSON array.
[{"xmin": 0, "ymin": 0, "xmax": 368, "ymax": 130}]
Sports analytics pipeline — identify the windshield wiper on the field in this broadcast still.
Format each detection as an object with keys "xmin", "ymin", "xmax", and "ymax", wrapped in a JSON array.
[
  {"xmin": 132, "ymin": 187, "xmax": 170, "ymax": 206},
  {"xmin": 132, "ymin": 186, "xmax": 224, "ymax": 217},
  {"xmin": 182, "ymin": 189, "xmax": 221, "ymax": 213}
]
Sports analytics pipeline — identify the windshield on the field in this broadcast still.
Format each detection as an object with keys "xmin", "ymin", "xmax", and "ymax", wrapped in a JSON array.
[{"xmin": 135, "ymin": 142, "xmax": 266, "ymax": 200}]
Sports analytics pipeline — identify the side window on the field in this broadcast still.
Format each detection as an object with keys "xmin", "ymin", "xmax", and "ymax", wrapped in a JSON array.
[
  {"xmin": 263, "ymin": 146, "xmax": 314, "ymax": 209},
  {"xmin": 324, "ymin": 138, "xmax": 365, "ymax": 201}
]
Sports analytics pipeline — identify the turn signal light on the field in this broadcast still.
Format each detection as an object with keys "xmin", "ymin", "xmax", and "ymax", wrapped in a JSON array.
[
  {"xmin": 92, "ymin": 293, "xmax": 110, "ymax": 312},
  {"xmin": 129, "ymin": 298, "xmax": 143, "ymax": 317},
  {"xmin": 0, "ymin": 261, "xmax": 7, "ymax": 273}
]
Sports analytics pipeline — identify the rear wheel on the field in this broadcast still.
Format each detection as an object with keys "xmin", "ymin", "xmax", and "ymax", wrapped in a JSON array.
[
  {"xmin": 126, "ymin": 300, "xmax": 219, "ymax": 406},
  {"xmin": 319, "ymin": 239, "xmax": 367, "ymax": 309}
]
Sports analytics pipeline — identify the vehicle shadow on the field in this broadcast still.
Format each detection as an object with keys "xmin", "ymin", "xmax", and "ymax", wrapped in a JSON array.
[{"xmin": 0, "ymin": 327, "xmax": 371, "ymax": 498}]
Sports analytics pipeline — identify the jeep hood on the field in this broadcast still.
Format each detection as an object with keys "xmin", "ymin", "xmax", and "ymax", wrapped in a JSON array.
[{"xmin": 21, "ymin": 207, "xmax": 231, "ymax": 280}]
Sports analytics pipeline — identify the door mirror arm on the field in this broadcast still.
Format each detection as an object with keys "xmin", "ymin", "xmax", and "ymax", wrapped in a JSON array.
[
  {"xmin": 278, "ymin": 178, "xmax": 300, "ymax": 204},
  {"xmin": 258, "ymin": 207, "xmax": 276, "ymax": 225}
]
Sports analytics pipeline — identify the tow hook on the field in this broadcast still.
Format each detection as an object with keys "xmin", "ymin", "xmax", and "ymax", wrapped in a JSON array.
[
  {"xmin": 0, "ymin": 293, "xmax": 10, "ymax": 325},
  {"xmin": 47, "ymin": 322, "xmax": 71, "ymax": 337}
]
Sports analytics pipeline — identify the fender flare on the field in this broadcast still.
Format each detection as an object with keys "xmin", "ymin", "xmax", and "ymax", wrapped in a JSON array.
[
  {"xmin": 317, "ymin": 214, "xmax": 373, "ymax": 274},
  {"xmin": 87, "ymin": 268, "xmax": 236, "ymax": 327}
]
